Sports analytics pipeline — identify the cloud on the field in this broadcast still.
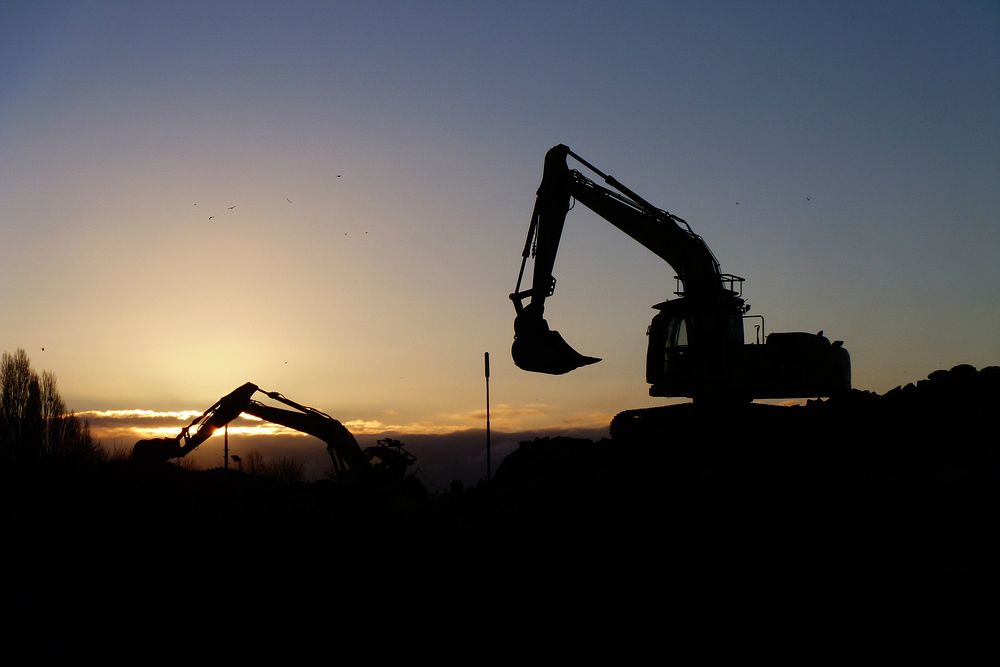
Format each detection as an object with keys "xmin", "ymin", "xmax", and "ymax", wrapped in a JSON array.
[
  {"xmin": 436, "ymin": 403, "xmax": 612, "ymax": 432},
  {"xmin": 361, "ymin": 426, "xmax": 610, "ymax": 491},
  {"xmin": 442, "ymin": 402, "xmax": 549, "ymax": 422},
  {"xmin": 80, "ymin": 409, "xmax": 310, "ymax": 442},
  {"xmin": 84, "ymin": 402, "xmax": 613, "ymax": 444},
  {"xmin": 206, "ymin": 426, "xmax": 610, "ymax": 490},
  {"xmin": 80, "ymin": 409, "xmax": 206, "ymax": 420},
  {"xmin": 340, "ymin": 401, "xmax": 608, "ymax": 437},
  {"xmin": 83, "ymin": 405, "xmax": 611, "ymax": 489}
]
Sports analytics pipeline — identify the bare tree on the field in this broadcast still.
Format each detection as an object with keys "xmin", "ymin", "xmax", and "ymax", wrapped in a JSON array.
[
  {"xmin": 1, "ymin": 349, "xmax": 34, "ymax": 460},
  {"xmin": 41, "ymin": 370, "xmax": 67, "ymax": 456},
  {"xmin": 243, "ymin": 449, "xmax": 304, "ymax": 484},
  {"xmin": 0, "ymin": 348, "xmax": 100, "ymax": 467},
  {"xmin": 244, "ymin": 449, "xmax": 266, "ymax": 476}
]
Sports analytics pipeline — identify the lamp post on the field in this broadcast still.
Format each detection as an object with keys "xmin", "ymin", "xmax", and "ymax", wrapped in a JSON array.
[{"xmin": 485, "ymin": 352, "xmax": 491, "ymax": 483}]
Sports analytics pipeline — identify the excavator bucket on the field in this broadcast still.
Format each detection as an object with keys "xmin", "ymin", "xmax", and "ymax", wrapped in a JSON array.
[
  {"xmin": 132, "ymin": 436, "xmax": 184, "ymax": 463},
  {"xmin": 512, "ymin": 311, "xmax": 601, "ymax": 375}
]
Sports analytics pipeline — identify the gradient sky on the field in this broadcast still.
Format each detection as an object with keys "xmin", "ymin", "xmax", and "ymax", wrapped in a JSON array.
[{"xmin": 2, "ymin": 1, "xmax": 998, "ymax": 466}]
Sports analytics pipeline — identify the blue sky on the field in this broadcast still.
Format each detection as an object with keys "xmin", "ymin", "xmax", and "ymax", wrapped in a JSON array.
[{"xmin": 1, "ymin": 1, "xmax": 998, "ymax": 454}]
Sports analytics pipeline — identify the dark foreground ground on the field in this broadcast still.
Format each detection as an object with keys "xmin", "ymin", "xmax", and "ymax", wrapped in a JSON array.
[{"xmin": 2, "ymin": 364, "xmax": 998, "ymax": 661}]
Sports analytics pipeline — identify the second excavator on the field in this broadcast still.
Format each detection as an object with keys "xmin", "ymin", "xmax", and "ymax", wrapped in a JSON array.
[
  {"xmin": 132, "ymin": 382, "xmax": 416, "ymax": 483},
  {"xmin": 510, "ymin": 145, "xmax": 850, "ymax": 403}
]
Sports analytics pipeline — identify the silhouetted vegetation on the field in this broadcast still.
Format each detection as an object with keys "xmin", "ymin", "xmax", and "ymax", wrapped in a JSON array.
[
  {"xmin": 244, "ymin": 448, "xmax": 306, "ymax": 484},
  {"xmin": 0, "ymin": 348, "xmax": 101, "ymax": 469}
]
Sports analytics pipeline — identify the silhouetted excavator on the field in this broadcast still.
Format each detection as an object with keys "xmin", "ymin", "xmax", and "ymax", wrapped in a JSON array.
[
  {"xmin": 510, "ymin": 145, "xmax": 850, "ymax": 403},
  {"xmin": 132, "ymin": 382, "xmax": 416, "ymax": 483}
]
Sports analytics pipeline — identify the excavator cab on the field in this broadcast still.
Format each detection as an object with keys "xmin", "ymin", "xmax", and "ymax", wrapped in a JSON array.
[
  {"xmin": 646, "ymin": 296, "xmax": 850, "ymax": 400},
  {"xmin": 646, "ymin": 295, "xmax": 749, "ymax": 399},
  {"xmin": 363, "ymin": 438, "xmax": 418, "ymax": 484}
]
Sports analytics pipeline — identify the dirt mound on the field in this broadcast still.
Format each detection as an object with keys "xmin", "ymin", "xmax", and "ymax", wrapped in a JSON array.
[
  {"xmin": 608, "ymin": 363, "xmax": 1000, "ymax": 449},
  {"xmin": 475, "ymin": 363, "xmax": 1000, "ymax": 657}
]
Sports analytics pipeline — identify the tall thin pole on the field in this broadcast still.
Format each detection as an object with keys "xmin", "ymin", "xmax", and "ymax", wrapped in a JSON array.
[
  {"xmin": 485, "ymin": 352, "xmax": 491, "ymax": 482},
  {"xmin": 224, "ymin": 423, "xmax": 229, "ymax": 471}
]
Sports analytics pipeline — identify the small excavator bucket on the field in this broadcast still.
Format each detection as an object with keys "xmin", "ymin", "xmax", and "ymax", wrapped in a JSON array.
[
  {"xmin": 132, "ymin": 436, "xmax": 184, "ymax": 463},
  {"xmin": 512, "ymin": 314, "xmax": 601, "ymax": 375}
]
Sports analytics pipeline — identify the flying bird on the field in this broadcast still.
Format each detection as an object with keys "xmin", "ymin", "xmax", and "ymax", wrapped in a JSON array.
[
  {"xmin": 209, "ymin": 216, "xmax": 214, "ymax": 220},
  {"xmin": 227, "ymin": 205, "xmax": 236, "ymax": 210},
  {"xmin": 286, "ymin": 198, "xmax": 293, "ymax": 203}
]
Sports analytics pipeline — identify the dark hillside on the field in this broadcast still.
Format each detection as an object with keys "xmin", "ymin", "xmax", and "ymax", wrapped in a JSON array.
[{"xmin": 2, "ymin": 365, "xmax": 997, "ymax": 660}]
